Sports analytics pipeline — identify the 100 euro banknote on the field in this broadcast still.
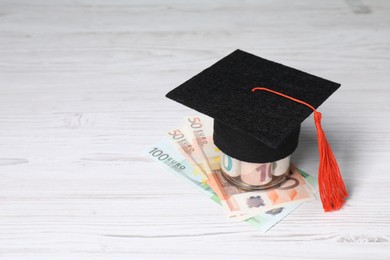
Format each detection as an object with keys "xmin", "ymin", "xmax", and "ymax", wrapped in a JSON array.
[{"xmin": 145, "ymin": 136, "xmax": 217, "ymax": 200}]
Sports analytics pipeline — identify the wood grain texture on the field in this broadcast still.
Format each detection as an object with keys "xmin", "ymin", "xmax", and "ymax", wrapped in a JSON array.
[{"xmin": 0, "ymin": 0, "xmax": 389, "ymax": 259}]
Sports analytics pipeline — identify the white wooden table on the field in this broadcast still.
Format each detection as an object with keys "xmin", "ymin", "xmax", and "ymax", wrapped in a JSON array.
[{"xmin": 0, "ymin": 1, "xmax": 389, "ymax": 259}]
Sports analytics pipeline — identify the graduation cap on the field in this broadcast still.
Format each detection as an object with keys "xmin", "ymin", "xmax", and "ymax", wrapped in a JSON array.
[{"xmin": 166, "ymin": 49, "xmax": 347, "ymax": 212}]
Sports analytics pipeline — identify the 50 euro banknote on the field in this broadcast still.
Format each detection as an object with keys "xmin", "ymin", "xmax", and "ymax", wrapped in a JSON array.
[
  {"xmin": 183, "ymin": 115, "xmax": 317, "ymax": 220},
  {"xmin": 143, "ymin": 135, "xmax": 306, "ymax": 232}
]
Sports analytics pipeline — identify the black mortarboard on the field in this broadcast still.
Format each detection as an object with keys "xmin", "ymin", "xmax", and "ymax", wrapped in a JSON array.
[
  {"xmin": 166, "ymin": 49, "xmax": 340, "ymax": 162},
  {"xmin": 166, "ymin": 49, "xmax": 348, "ymax": 212}
]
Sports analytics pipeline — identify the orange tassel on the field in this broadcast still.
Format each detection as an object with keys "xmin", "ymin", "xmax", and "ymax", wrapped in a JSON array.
[
  {"xmin": 314, "ymin": 111, "xmax": 348, "ymax": 211},
  {"xmin": 252, "ymin": 87, "xmax": 348, "ymax": 212}
]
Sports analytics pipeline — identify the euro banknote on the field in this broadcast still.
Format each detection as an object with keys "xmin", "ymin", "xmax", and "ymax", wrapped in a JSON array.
[
  {"xmin": 183, "ymin": 115, "xmax": 316, "ymax": 220},
  {"xmin": 145, "ymin": 136, "xmax": 217, "ymax": 200},
  {"xmin": 165, "ymin": 127, "xmax": 209, "ymax": 181}
]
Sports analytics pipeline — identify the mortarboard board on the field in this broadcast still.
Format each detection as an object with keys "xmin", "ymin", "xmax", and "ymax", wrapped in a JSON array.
[{"xmin": 166, "ymin": 49, "xmax": 347, "ymax": 212}]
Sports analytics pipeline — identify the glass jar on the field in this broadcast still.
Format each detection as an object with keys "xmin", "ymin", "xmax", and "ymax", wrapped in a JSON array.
[{"xmin": 220, "ymin": 153, "xmax": 291, "ymax": 190}]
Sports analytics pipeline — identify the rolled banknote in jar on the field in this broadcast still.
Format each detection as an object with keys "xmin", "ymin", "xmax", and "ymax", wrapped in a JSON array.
[
  {"xmin": 220, "ymin": 152, "xmax": 291, "ymax": 189},
  {"xmin": 273, "ymin": 155, "xmax": 291, "ymax": 176},
  {"xmin": 220, "ymin": 153, "xmax": 273, "ymax": 185},
  {"xmin": 240, "ymin": 161, "xmax": 273, "ymax": 186},
  {"xmin": 221, "ymin": 153, "xmax": 241, "ymax": 177}
]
